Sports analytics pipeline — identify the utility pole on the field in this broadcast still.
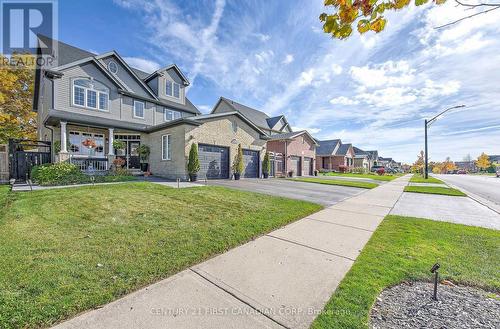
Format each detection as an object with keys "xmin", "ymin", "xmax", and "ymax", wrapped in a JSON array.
[
  {"xmin": 424, "ymin": 119, "xmax": 429, "ymax": 179},
  {"xmin": 423, "ymin": 105, "xmax": 465, "ymax": 180}
]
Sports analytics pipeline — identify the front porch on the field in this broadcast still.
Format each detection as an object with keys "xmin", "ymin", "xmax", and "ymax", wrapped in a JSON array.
[{"xmin": 56, "ymin": 121, "xmax": 145, "ymax": 174}]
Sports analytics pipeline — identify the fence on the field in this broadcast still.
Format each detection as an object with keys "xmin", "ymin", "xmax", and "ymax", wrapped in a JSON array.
[{"xmin": 0, "ymin": 144, "xmax": 8, "ymax": 183}]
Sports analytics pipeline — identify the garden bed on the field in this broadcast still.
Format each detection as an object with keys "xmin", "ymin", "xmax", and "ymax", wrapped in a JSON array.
[{"xmin": 371, "ymin": 281, "xmax": 500, "ymax": 328}]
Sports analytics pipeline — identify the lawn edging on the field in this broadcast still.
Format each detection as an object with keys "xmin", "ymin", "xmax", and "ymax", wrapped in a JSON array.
[
  {"xmin": 319, "ymin": 172, "xmax": 399, "ymax": 182},
  {"xmin": 409, "ymin": 174, "xmax": 445, "ymax": 184},
  {"xmin": 289, "ymin": 177, "xmax": 378, "ymax": 189},
  {"xmin": 404, "ymin": 185, "xmax": 466, "ymax": 197}
]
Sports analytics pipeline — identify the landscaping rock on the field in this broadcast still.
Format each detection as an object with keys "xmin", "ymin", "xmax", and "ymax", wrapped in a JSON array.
[{"xmin": 370, "ymin": 281, "xmax": 500, "ymax": 329}]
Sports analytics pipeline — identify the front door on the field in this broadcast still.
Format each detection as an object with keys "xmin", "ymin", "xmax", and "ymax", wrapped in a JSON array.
[{"xmin": 128, "ymin": 141, "xmax": 140, "ymax": 169}]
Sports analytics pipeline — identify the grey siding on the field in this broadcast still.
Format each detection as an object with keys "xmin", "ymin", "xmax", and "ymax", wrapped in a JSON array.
[
  {"xmin": 157, "ymin": 68, "xmax": 186, "ymax": 105},
  {"xmin": 99, "ymin": 56, "xmax": 151, "ymax": 98}
]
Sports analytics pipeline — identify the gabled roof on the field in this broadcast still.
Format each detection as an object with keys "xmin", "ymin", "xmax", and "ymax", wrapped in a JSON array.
[
  {"xmin": 189, "ymin": 111, "xmax": 269, "ymax": 138},
  {"xmin": 316, "ymin": 139, "xmax": 341, "ymax": 156},
  {"xmin": 144, "ymin": 64, "xmax": 190, "ymax": 85},
  {"xmin": 38, "ymin": 34, "xmax": 95, "ymax": 66},
  {"xmin": 266, "ymin": 115, "xmax": 284, "ymax": 129},
  {"xmin": 336, "ymin": 143, "xmax": 353, "ymax": 156},
  {"xmin": 353, "ymin": 146, "xmax": 368, "ymax": 155},
  {"xmin": 213, "ymin": 97, "xmax": 272, "ymax": 130},
  {"xmin": 268, "ymin": 131, "xmax": 319, "ymax": 146}
]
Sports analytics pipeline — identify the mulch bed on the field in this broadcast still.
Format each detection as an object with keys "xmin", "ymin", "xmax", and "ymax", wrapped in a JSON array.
[{"xmin": 370, "ymin": 281, "xmax": 500, "ymax": 328}]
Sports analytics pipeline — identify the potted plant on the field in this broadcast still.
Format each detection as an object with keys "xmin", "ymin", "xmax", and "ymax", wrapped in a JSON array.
[
  {"xmin": 137, "ymin": 144, "xmax": 150, "ymax": 172},
  {"xmin": 262, "ymin": 152, "xmax": 270, "ymax": 178},
  {"xmin": 288, "ymin": 170, "xmax": 294, "ymax": 177},
  {"xmin": 232, "ymin": 144, "xmax": 244, "ymax": 180},
  {"xmin": 187, "ymin": 143, "xmax": 200, "ymax": 182},
  {"xmin": 314, "ymin": 170, "xmax": 318, "ymax": 176},
  {"xmin": 113, "ymin": 140, "xmax": 125, "ymax": 151}
]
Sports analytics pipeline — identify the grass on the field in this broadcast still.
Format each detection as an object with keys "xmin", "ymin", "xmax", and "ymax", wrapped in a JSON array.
[
  {"xmin": 289, "ymin": 177, "xmax": 379, "ymax": 189},
  {"xmin": 320, "ymin": 172, "xmax": 400, "ymax": 181},
  {"xmin": 409, "ymin": 174, "xmax": 445, "ymax": 184},
  {"xmin": 404, "ymin": 185, "xmax": 466, "ymax": 196},
  {"xmin": 0, "ymin": 182, "xmax": 322, "ymax": 329},
  {"xmin": 311, "ymin": 215, "xmax": 500, "ymax": 329}
]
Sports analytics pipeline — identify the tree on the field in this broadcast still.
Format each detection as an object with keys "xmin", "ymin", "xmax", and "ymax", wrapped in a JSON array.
[
  {"xmin": 262, "ymin": 152, "xmax": 271, "ymax": 176},
  {"xmin": 476, "ymin": 152, "xmax": 491, "ymax": 171},
  {"xmin": 442, "ymin": 157, "xmax": 457, "ymax": 172},
  {"xmin": 410, "ymin": 150, "xmax": 425, "ymax": 174},
  {"xmin": 0, "ymin": 53, "xmax": 37, "ymax": 143},
  {"xmin": 232, "ymin": 144, "xmax": 244, "ymax": 174},
  {"xmin": 319, "ymin": 0, "xmax": 500, "ymax": 40},
  {"xmin": 187, "ymin": 143, "xmax": 200, "ymax": 174}
]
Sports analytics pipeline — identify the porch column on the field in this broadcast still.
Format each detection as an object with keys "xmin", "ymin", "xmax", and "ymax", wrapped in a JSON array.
[
  {"xmin": 108, "ymin": 128, "xmax": 114, "ymax": 155},
  {"xmin": 60, "ymin": 121, "xmax": 68, "ymax": 153}
]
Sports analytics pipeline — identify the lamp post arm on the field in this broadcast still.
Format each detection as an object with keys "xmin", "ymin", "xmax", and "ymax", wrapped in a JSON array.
[{"xmin": 427, "ymin": 105, "xmax": 466, "ymax": 125}]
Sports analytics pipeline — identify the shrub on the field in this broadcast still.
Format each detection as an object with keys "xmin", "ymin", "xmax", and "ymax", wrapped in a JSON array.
[
  {"xmin": 112, "ymin": 140, "xmax": 126, "ymax": 150},
  {"xmin": 137, "ymin": 145, "xmax": 150, "ymax": 162},
  {"xmin": 31, "ymin": 162, "xmax": 86, "ymax": 185},
  {"xmin": 262, "ymin": 152, "xmax": 270, "ymax": 175},
  {"xmin": 232, "ymin": 144, "xmax": 244, "ymax": 174},
  {"xmin": 350, "ymin": 167, "xmax": 366, "ymax": 174},
  {"xmin": 338, "ymin": 165, "xmax": 348, "ymax": 173},
  {"xmin": 187, "ymin": 143, "xmax": 200, "ymax": 174},
  {"xmin": 376, "ymin": 167, "xmax": 385, "ymax": 176}
]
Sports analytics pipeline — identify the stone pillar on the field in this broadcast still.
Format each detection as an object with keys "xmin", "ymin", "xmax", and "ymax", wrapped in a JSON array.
[{"xmin": 108, "ymin": 128, "xmax": 114, "ymax": 155}]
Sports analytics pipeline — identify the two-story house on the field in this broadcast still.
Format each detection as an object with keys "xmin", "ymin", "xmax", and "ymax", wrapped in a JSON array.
[
  {"xmin": 34, "ymin": 36, "xmax": 268, "ymax": 180},
  {"xmin": 211, "ymin": 97, "xmax": 317, "ymax": 176}
]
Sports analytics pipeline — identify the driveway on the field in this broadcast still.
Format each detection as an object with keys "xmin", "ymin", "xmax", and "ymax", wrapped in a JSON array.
[{"xmin": 207, "ymin": 178, "xmax": 365, "ymax": 206}]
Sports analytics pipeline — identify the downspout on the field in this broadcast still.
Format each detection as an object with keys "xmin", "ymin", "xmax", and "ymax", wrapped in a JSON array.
[
  {"xmin": 44, "ymin": 123, "xmax": 54, "ymax": 161},
  {"xmin": 284, "ymin": 140, "xmax": 288, "ymax": 175}
]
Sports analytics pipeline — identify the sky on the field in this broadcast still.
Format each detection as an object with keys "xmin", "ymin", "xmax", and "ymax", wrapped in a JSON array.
[{"xmin": 57, "ymin": 0, "xmax": 500, "ymax": 163}]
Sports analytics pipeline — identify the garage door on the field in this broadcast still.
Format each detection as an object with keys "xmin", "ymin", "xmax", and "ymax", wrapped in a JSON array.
[
  {"xmin": 242, "ymin": 149, "xmax": 259, "ymax": 178},
  {"xmin": 290, "ymin": 156, "xmax": 301, "ymax": 176},
  {"xmin": 198, "ymin": 144, "xmax": 230, "ymax": 179},
  {"xmin": 303, "ymin": 157, "xmax": 313, "ymax": 175}
]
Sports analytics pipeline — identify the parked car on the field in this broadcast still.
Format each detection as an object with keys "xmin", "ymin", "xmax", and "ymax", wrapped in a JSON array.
[
  {"xmin": 457, "ymin": 170, "xmax": 467, "ymax": 174},
  {"xmin": 496, "ymin": 168, "xmax": 500, "ymax": 178},
  {"xmin": 370, "ymin": 165, "xmax": 385, "ymax": 173}
]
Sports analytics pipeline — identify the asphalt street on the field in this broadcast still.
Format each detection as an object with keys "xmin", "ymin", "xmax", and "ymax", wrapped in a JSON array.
[{"xmin": 435, "ymin": 174, "xmax": 500, "ymax": 207}]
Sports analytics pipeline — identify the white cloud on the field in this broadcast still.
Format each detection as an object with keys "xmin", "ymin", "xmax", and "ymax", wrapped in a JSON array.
[
  {"xmin": 282, "ymin": 54, "xmax": 294, "ymax": 64},
  {"xmin": 254, "ymin": 33, "xmax": 270, "ymax": 42},
  {"xmin": 196, "ymin": 104, "xmax": 212, "ymax": 113},
  {"xmin": 329, "ymin": 96, "xmax": 359, "ymax": 106},
  {"xmin": 292, "ymin": 126, "xmax": 321, "ymax": 134},
  {"xmin": 123, "ymin": 56, "xmax": 161, "ymax": 72},
  {"xmin": 350, "ymin": 60, "xmax": 415, "ymax": 88}
]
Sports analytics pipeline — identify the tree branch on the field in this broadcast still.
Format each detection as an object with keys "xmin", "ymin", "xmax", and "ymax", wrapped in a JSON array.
[{"xmin": 435, "ymin": 2, "xmax": 500, "ymax": 29}]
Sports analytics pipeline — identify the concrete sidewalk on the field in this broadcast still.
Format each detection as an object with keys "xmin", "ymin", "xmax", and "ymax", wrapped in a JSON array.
[{"xmin": 53, "ymin": 175, "xmax": 411, "ymax": 329}]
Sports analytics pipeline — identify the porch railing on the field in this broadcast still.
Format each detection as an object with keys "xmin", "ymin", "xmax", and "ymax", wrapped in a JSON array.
[{"xmin": 69, "ymin": 156, "xmax": 108, "ymax": 174}]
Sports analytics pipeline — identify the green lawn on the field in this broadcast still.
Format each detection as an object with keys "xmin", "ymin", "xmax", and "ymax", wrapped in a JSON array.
[
  {"xmin": 290, "ymin": 177, "xmax": 378, "ymax": 189},
  {"xmin": 0, "ymin": 182, "xmax": 321, "ymax": 329},
  {"xmin": 312, "ymin": 215, "xmax": 500, "ymax": 329},
  {"xmin": 320, "ymin": 172, "xmax": 400, "ymax": 181},
  {"xmin": 409, "ymin": 174, "xmax": 445, "ymax": 184},
  {"xmin": 404, "ymin": 185, "xmax": 466, "ymax": 196}
]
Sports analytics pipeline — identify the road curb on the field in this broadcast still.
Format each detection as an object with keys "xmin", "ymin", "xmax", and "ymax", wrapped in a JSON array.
[{"xmin": 444, "ymin": 181, "xmax": 500, "ymax": 215}]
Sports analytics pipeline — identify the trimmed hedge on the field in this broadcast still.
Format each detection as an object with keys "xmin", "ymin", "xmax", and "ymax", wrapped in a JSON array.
[{"xmin": 31, "ymin": 163, "xmax": 136, "ymax": 186}]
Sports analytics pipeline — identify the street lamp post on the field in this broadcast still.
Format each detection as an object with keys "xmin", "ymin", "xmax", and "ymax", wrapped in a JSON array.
[{"xmin": 424, "ymin": 105, "xmax": 466, "ymax": 179}]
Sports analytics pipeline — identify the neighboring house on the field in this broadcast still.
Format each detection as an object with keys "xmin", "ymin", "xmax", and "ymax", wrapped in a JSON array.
[
  {"xmin": 454, "ymin": 161, "xmax": 477, "ymax": 172},
  {"xmin": 267, "ymin": 131, "xmax": 318, "ymax": 176},
  {"xmin": 353, "ymin": 146, "xmax": 373, "ymax": 171},
  {"xmin": 34, "ymin": 36, "xmax": 267, "ymax": 180},
  {"xmin": 211, "ymin": 97, "xmax": 316, "ymax": 177},
  {"xmin": 316, "ymin": 139, "xmax": 355, "ymax": 172},
  {"xmin": 489, "ymin": 155, "xmax": 500, "ymax": 165}
]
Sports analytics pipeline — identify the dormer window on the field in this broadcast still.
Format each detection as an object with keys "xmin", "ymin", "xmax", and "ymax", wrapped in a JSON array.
[
  {"xmin": 72, "ymin": 78, "xmax": 109, "ymax": 111},
  {"xmin": 166, "ymin": 80, "xmax": 181, "ymax": 99}
]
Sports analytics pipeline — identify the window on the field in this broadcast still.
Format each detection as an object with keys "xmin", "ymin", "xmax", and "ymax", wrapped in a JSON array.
[
  {"xmin": 165, "ymin": 80, "xmax": 180, "ymax": 98},
  {"xmin": 107, "ymin": 61, "xmax": 118, "ymax": 74},
  {"xmin": 69, "ymin": 131, "xmax": 105, "ymax": 157},
  {"xmin": 162, "ymin": 135, "xmax": 171, "ymax": 160},
  {"xmin": 87, "ymin": 90, "xmax": 97, "ymax": 108},
  {"xmin": 133, "ymin": 100, "xmax": 145, "ymax": 118},
  {"xmin": 173, "ymin": 83, "xmax": 180, "ymax": 98},
  {"xmin": 72, "ymin": 78, "xmax": 109, "ymax": 111},
  {"xmin": 164, "ymin": 108, "xmax": 182, "ymax": 121},
  {"xmin": 166, "ymin": 80, "xmax": 173, "ymax": 96}
]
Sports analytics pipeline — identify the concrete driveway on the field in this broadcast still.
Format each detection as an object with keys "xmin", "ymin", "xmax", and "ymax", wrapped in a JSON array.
[{"xmin": 207, "ymin": 178, "xmax": 365, "ymax": 206}]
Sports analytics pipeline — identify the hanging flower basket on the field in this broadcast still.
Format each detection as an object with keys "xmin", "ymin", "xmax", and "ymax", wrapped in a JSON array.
[{"xmin": 82, "ymin": 138, "xmax": 97, "ymax": 149}]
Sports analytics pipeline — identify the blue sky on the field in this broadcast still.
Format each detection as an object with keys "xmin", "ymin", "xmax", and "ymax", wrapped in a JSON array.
[{"xmin": 58, "ymin": 0, "xmax": 500, "ymax": 163}]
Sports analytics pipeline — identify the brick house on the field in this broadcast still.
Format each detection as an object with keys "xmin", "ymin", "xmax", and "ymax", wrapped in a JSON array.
[
  {"xmin": 267, "ymin": 131, "xmax": 318, "ymax": 177},
  {"xmin": 316, "ymin": 139, "xmax": 355, "ymax": 172}
]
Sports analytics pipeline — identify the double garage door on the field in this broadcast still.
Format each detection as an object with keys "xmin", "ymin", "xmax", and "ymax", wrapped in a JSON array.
[{"xmin": 198, "ymin": 144, "xmax": 259, "ymax": 179}]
